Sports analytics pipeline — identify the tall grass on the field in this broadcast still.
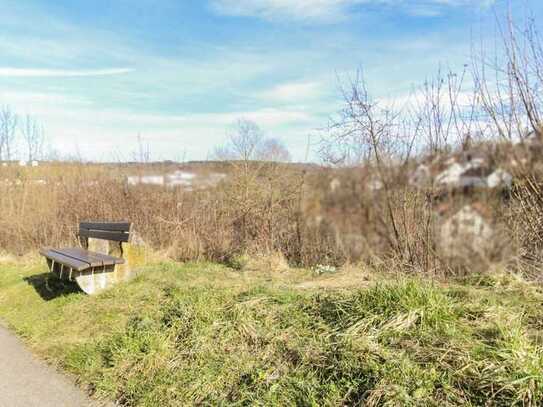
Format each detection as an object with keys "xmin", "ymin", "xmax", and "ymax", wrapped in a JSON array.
[{"xmin": 0, "ymin": 260, "xmax": 541, "ymax": 406}]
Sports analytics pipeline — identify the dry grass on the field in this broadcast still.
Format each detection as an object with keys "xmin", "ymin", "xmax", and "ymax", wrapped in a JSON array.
[{"xmin": 0, "ymin": 148, "xmax": 540, "ymax": 279}]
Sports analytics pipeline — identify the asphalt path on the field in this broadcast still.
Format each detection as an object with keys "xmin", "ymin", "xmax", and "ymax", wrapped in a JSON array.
[{"xmin": 0, "ymin": 324, "xmax": 111, "ymax": 407}]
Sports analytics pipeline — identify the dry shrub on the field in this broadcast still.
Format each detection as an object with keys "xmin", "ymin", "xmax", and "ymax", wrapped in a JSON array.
[
  {"xmin": 236, "ymin": 252, "xmax": 290, "ymax": 274},
  {"xmin": 2, "ymin": 14, "xmax": 543, "ymax": 279},
  {"xmin": 0, "ymin": 151, "xmax": 537, "ymax": 277},
  {"xmin": 0, "ymin": 161, "xmax": 309, "ymax": 265}
]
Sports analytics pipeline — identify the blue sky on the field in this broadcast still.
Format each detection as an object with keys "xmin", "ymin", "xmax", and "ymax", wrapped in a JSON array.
[{"xmin": 0, "ymin": 0, "xmax": 540, "ymax": 161}]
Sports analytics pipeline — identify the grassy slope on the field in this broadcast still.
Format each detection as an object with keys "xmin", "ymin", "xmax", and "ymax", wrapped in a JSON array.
[{"xmin": 0, "ymin": 259, "xmax": 542, "ymax": 406}]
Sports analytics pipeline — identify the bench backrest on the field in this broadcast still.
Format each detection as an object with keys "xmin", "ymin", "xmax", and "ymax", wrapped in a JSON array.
[{"xmin": 79, "ymin": 222, "xmax": 132, "ymax": 243}]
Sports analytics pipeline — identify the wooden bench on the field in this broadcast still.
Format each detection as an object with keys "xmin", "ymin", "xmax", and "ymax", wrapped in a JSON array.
[{"xmin": 40, "ymin": 222, "xmax": 134, "ymax": 295}]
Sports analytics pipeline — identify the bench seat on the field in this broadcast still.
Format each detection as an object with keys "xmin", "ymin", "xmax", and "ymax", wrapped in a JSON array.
[{"xmin": 39, "ymin": 247, "xmax": 125, "ymax": 272}]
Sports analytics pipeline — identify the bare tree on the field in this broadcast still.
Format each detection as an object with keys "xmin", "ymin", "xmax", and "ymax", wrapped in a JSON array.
[
  {"xmin": 412, "ymin": 66, "xmax": 478, "ymax": 153},
  {"xmin": 21, "ymin": 114, "xmax": 44, "ymax": 162},
  {"xmin": 321, "ymin": 71, "xmax": 407, "ymax": 166},
  {"xmin": 214, "ymin": 119, "xmax": 292, "ymax": 163},
  {"xmin": 472, "ymin": 12, "xmax": 543, "ymax": 142},
  {"xmin": 469, "ymin": 11, "xmax": 543, "ymax": 258},
  {"xmin": 257, "ymin": 137, "xmax": 291, "ymax": 162},
  {"xmin": 214, "ymin": 119, "xmax": 264, "ymax": 162},
  {"xmin": 0, "ymin": 106, "xmax": 18, "ymax": 161},
  {"xmin": 320, "ymin": 72, "xmax": 407, "ymax": 256},
  {"xmin": 213, "ymin": 119, "xmax": 294, "ymax": 252}
]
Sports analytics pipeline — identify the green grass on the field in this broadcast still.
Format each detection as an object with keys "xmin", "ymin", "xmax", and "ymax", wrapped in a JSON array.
[{"xmin": 0, "ymin": 259, "xmax": 542, "ymax": 406}]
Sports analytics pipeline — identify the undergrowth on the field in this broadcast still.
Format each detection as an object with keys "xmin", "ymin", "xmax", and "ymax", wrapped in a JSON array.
[{"xmin": 0, "ymin": 260, "xmax": 542, "ymax": 406}]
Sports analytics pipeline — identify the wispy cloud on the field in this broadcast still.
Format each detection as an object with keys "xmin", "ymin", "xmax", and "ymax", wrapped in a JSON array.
[
  {"xmin": 5, "ymin": 95, "xmax": 317, "ymax": 160},
  {"xmin": 210, "ymin": 0, "xmax": 496, "ymax": 22},
  {"xmin": 258, "ymin": 81, "xmax": 325, "ymax": 103},
  {"xmin": 0, "ymin": 67, "xmax": 134, "ymax": 78},
  {"xmin": 0, "ymin": 0, "xmax": 511, "ymax": 162},
  {"xmin": 210, "ymin": 0, "xmax": 361, "ymax": 22}
]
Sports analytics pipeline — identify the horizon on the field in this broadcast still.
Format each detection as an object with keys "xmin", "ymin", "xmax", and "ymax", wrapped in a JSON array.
[{"xmin": 1, "ymin": 0, "xmax": 541, "ymax": 163}]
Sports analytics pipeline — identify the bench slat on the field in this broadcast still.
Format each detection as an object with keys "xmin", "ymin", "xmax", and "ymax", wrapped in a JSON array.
[
  {"xmin": 52, "ymin": 248, "xmax": 103, "ymax": 267},
  {"xmin": 79, "ymin": 222, "xmax": 132, "ymax": 232},
  {"xmin": 79, "ymin": 228, "xmax": 130, "ymax": 242},
  {"xmin": 40, "ymin": 247, "xmax": 125, "ymax": 271},
  {"xmin": 39, "ymin": 248, "xmax": 91, "ymax": 271},
  {"xmin": 58, "ymin": 248, "xmax": 125, "ymax": 267}
]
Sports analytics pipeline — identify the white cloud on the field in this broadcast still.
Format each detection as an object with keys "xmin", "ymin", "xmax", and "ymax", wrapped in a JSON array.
[
  {"xmin": 0, "ymin": 91, "xmax": 89, "ymax": 105},
  {"xmin": 52, "ymin": 106, "xmax": 315, "ymax": 161},
  {"xmin": 377, "ymin": 89, "xmax": 476, "ymax": 110},
  {"xmin": 0, "ymin": 68, "xmax": 133, "ymax": 78},
  {"xmin": 210, "ymin": 0, "xmax": 362, "ymax": 22},
  {"xmin": 258, "ymin": 81, "xmax": 325, "ymax": 102},
  {"xmin": 1, "ymin": 89, "xmax": 319, "ymax": 161},
  {"xmin": 210, "ymin": 0, "xmax": 496, "ymax": 22}
]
